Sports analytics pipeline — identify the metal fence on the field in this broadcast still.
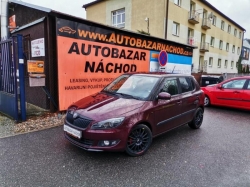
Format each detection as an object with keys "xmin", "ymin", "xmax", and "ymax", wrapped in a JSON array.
[{"xmin": 0, "ymin": 37, "xmax": 19, "ymax": 120}]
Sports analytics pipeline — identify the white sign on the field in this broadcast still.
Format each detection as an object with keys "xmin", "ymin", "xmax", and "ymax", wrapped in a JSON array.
[{"xmin": 31, "ymin": 38, "xmax": 45, "ymax": 57}]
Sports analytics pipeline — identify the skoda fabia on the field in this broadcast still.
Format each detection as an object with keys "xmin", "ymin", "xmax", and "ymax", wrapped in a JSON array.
[{"xmin": 64, "ymin": 73, "xmax": 205, "ymax": 156}]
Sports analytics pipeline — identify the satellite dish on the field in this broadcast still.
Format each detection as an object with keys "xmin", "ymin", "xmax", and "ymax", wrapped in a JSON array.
[{"xmin": 208, "ymin": 12, "xmax": 213, "ymax": 19}]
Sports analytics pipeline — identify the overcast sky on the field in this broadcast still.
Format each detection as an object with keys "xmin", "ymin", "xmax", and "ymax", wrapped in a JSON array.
[{"xmin": 21, "ymin": 0, "xmax": 250, "ymax": 39}]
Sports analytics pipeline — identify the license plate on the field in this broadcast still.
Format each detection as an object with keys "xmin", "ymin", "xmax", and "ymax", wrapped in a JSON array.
[{"xmin": 64, "ymin": 125, "xmax": 82, "ymax": 139}]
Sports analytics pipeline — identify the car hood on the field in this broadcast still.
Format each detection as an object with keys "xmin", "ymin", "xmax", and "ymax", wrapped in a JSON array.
[
  {"xmin": 206, "ymin": 84, "xmax": 218, "ymax": 87},
  {"xmin": 72, "ymin": 92, "xmax": 145, "ymax": 121},
  {"xmin": 201, "ymin": 84, "xmax": 217, "ymax": 91}
]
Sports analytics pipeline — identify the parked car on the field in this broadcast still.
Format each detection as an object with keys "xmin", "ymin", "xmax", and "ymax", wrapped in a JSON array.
[
  {"xmin": 200, "ymin": 75, "xmax": 220, "ymax": 87},
  {"xmin": 201, "ymin": 76, "xmax": 250, "ymax": 110},
  {"xmin": 64, "ymin": 72, "xmax": 205, "ymax": 156}
]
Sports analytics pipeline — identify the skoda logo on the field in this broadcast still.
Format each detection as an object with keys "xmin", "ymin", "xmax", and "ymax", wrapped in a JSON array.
[{"xmin": 73, "ymin": 112, "xmax": 78, "ymax": 119}]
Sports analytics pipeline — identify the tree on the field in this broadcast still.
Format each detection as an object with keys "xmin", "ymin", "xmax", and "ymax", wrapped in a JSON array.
[
  {"xmin": 237, "ymin": 56, "xmax": 243, "ymax": 73},
  {"xmin": 246, "ymin": 65, "xmax": 250, "ymax": 73}
]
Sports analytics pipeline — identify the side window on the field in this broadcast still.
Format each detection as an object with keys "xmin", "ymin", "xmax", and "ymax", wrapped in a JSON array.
[
  {"xmin": 161, "ymin": 78, "xmax": 179, "ymax": 96},
  {"xmin": 222, "ymin": 79, "xmax": 247, "ymax": 89},
  {"xmin": 179, "ymin": 77, "xmax": 194, "ymax": 93}
]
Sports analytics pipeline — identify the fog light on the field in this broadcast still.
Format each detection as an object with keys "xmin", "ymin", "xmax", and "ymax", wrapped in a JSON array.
[
  {"xmin": 98, "ymin": 140, "xmax": 120, "ymax": 147},
  {"xmin": 104, "ymin": 140, "xmax": 110, "ymax": 146}
]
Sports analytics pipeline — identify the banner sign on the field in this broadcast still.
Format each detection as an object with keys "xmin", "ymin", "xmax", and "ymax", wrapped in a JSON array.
[
  {"xmin": 27, "ymin": 60, "xmax": 44, "ymax": 73},
  {"xmin": 31, "ymin": 38, "xmax": 45, "ymax": 57},
  {"xmin": 56, "ymin": 18, "xmax": 193, "ymax": 110}
]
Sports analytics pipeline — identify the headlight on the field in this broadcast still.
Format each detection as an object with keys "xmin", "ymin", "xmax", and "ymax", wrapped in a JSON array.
[
  {"xmin": 91, "ymin": 117, "xmax": 125, "ymax": 129},
  {"xmin": 67, "ymin": 106, "xmax": 77, "ymax": 114}
]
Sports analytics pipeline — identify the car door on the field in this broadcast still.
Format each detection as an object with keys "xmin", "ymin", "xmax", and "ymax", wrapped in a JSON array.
[
  {"xmin": 213, "ymin": 78, "xmax": 247, "ymax": 107},
  {"xmin": 241, "ymin": 79, "xmax": 250, "ymax": 110},
  {"xmin": 153, "ymin": 77, "xmax": 183, "ymax": 135},
  {"xmin": 178, "ymin": 77, "xmax": 199, "ymax": 124}
]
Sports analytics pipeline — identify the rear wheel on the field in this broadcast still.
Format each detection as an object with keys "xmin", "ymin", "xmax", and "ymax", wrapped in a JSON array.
[
  {"xmin": 126, "ymin": 124, "xmax": 152, "ymax": 157},
  {"xmin": 204, "ymin": 96, "xmax": 210, "ymax": 106},
  {"xmin": 188, "ymin": 108, "xmax": 204, "ymax": 129}
]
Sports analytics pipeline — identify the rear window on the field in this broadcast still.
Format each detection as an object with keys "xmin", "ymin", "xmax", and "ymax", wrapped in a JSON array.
[{"xmin": 179, "ymin": 77, "xmax": 194, "ymax": 93}]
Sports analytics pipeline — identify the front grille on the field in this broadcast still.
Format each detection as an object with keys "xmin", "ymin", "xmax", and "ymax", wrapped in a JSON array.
[
  {"xmin": 65, "ymin": 133, "xmax": 94, "ymax": 146},
  {"xmin": 66, "ymin": 112, "xmax": 93, "ymax": 129}
]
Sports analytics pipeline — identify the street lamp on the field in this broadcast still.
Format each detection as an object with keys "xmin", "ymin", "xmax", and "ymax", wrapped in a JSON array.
[{"xmin": 145, "ymin": 17, "xmax": 149, "ymax": 34}]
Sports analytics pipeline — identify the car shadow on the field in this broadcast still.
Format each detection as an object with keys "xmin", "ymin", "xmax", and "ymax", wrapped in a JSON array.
[{"xmin": 63, "ymin": 123, "xmax": 198, "ymax": 161}]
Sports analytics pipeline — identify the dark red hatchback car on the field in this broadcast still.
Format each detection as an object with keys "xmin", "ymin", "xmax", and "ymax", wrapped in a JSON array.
[{"xmin": 64, "ymin": 73, "xmax": 205, "ymax": 156}]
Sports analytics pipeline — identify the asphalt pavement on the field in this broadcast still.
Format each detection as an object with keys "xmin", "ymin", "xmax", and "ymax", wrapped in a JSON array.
[{"xmin": 1, "ymin": 107, "xmax": 250, "ymax": 187}]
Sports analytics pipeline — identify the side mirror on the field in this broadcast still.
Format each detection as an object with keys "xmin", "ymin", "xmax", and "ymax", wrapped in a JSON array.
[
  {"xmin": 158, "ymin": 92, "xmax": 171, "ymax": 100},
  {"xmin": 217, "ymin": 84, "xmax": 222, "ymax": 89}
]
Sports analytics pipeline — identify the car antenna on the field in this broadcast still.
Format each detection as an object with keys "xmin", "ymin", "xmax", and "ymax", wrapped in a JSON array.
[{"xmin": 171, "ymin": 66, "xmax": 176, "ymax": 73}]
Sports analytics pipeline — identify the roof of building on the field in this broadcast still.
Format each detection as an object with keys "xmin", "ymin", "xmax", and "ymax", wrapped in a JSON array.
[
  {"xmin": 82, "ymin": 0, "xmax": 103, "ymax": 9},
  {"xmin": 9, "ymin": 0, "xmax": 52, "ymax": 12},
  {"xmin": 82, "ymin": 0, "xmax": 245, "ymax": 31},
  {"xmin": 200, "ymin": 0, "xmax": 245, "ymax": 31}
]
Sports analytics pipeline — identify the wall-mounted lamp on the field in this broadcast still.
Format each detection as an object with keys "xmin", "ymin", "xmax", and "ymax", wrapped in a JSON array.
[{"xmin": 145, "ymin": 17, "xmax": 149, "ymax": 34}]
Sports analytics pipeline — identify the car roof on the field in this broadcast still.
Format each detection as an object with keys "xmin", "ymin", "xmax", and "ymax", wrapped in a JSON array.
[
  {"xmin": 125, "ymin": 72, "xmax": 193, "ymax": 78},
  {"xmin": 227, "ymin": 76, "xmax": 250, "ymax": 80}
]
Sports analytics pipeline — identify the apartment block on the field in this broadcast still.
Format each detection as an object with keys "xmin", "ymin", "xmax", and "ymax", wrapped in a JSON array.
[{"xmin": 83, "ymin": 0, "xmax": 245, "ymax": 74}]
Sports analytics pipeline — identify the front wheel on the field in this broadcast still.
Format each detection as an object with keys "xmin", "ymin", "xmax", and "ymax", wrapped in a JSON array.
[
  {"xmin": 188, "ymin": 108, "xmax": 204, "ymax": 129},
  {"xmin": 126, "ymin": 124, "xmax": 152, "ymax": 157}
]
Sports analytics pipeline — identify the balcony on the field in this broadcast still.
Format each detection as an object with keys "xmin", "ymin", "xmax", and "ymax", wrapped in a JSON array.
[
  {"xmin": 188, "ymin": 11, "xmax": 199, "ymax": 24},
  {"xmin": 201, "ymin": 18, "xmax": 211, "ymax": 30},
  {"xmin": 200, "ymin": 42, "xmax": 209, "ymax": 52}
]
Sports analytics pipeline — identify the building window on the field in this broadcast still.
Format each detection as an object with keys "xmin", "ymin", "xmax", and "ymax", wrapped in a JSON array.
[
  {"xmin": 210, "ymin": 37, "xmax": 214, "ymax": 47},
  {"xmin": 234, "ymin": 29, "xmax": 237, "ymax": 36},
  {"xmin": 226, "ymin": 43, "xmax": 229, "ymax": 51},
  {"xmin": 232, "ymin": 45, "xmax": 235, "ymax": 53},
  {"xmin": 228, "ymin": 25, "xmax": 231, "ymax": 33},
  {"xmin": 174, "ymin": 0, "xmax": 181, "ymax": 6},
  {"xmin": 172, "ymin": 22, "xmax": 179, "ymax": 36},
  {"xmin": 218, "ymin": 59, "xmax": 221, "ymax": 68},
  {"xmin": 237, "ymin": 47, "xmax": 240, "ymax": 55},
  {"xmin": 212, "ymin": 16, "xmax": 216, "ymax": 26},
  {"xmin": 231, "ymin": 61, "xmax": 234, "ymax": 69},
  {"xmin": 219, "ymin": 40, "xmax": 223, "ymax": 50},
  {"xmin": 209, "ymin": 57, "xmax": 213, "ymax": 67},
  {"xmin": 221, "ymin": 21, "xmax": 225, "ymax": 30},
  {"xmin": 112, "ymin": 8, "xmax": 125, "ymax": 28},
  {"xmin": 188, "ymin": 28, "xmax": 194, "ymax": 45},
  {"xmin": 224, "ymin": 60, "xmax": 228, "ymax": 68},
  {"xmin": 239, "ymin": 32, "xmax": 242, "ymax": 39}
]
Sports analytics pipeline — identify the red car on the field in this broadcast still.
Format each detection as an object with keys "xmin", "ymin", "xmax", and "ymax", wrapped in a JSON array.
[
  {"xmin": 201, "ymin": 76, "xmax": 250, "ymax": 110},
  {"xmin": 64, "ymin": 73, "xmax": 205, "ymax": 156}
]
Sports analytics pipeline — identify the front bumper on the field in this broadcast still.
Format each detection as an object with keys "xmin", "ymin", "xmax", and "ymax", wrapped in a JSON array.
[{"xmin": 64, "ymin": 123, "xmax": 129, "ymax": 152}]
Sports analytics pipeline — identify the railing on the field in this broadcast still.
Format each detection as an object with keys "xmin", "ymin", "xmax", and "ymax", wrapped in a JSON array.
[
  {"xmin": 201, "ymin": 18, "xmax": 211, "ymax": 29},
  {"xmin": 0, "ymin": 37, "xmax": 19, "ymax": 120},
  {"xmin": 200, "ymin": 42, "xmax": 209, "ymax": 52},
  {"xmin": 187, "ymin": 36, "xmax": 197, "ymax": 46},
  {"xmin": 188, "ymin": 11, "xmax": 199, "ymax": 24}
]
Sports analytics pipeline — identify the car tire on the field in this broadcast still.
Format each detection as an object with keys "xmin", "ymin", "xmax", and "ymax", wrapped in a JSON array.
[
  {"xmin": 204, "ymin": 96, "xmax": 210, "ymax": 107},
  {"xmin": 125, "ymin": 124, "xmax": 152, "ymax": 157},
  {"xmin": 188, "ymin": 108, "xmax": 204, "ymax": 129}
]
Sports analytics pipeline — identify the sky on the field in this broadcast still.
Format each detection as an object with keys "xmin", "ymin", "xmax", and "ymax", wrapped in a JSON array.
[{"xmin": 20, "ymin": 0, "xmax": 250, "ymax": 39}]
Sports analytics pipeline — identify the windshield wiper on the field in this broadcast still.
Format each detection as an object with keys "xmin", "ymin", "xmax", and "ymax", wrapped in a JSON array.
[
  {"xmin": 101, "ymin": 90, "xmax": 117, "ymax": 95},
  {"xmin": 116, "ymin": 92, "xmax": 141, "ymax": 100}
]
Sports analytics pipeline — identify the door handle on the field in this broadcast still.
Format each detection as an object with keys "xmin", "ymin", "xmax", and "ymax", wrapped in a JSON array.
[
  {"xmin": 194, "ymin": 100, "xmax": 199, "ymax": 104},
  {"xmin": 234, "ymin": 91, "xmax": 240, "ymax": 94},
  {"xmin": 177, "ymin": 101, "xmax": 182, "ymax": 104}
]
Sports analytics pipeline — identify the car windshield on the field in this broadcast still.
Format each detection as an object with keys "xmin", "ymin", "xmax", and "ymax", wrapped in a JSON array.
[{"xmin": 102, "ymin": 74, "xmax": 160, "ymax": 100}]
